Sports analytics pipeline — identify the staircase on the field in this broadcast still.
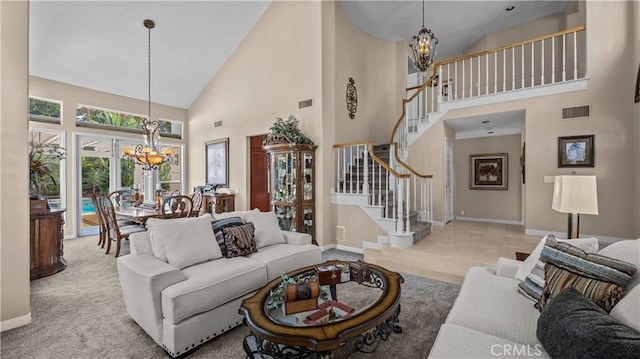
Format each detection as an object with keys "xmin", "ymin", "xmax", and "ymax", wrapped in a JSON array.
[
  {"xmin": 333, "ymin": 142, "xmax": 433, "ymax": 249},
  {"xmin": 332, "ymin": 26, "xmax": 588, "ymax": 251}
]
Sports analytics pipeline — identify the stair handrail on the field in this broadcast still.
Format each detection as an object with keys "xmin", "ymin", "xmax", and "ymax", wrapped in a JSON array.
[
  {"xmin": 437, "ymin": 26, "xmax": 585, "ymax": 67},
  {"xmin": 389, "ymin": 65, "xmax": 440, "ymax": 145},
  {"xmin": 390, "ymin": 142, "xmax": 433, "ymax": 179},
  {"xmin": 333, "ymin": 141, "xmax": 409, "ymax": 179}
]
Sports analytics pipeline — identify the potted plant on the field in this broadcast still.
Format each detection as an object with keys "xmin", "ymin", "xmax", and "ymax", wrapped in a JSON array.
[{"xmin": 29, "ymin": 141, "xmax": 65, "ymax": 212}]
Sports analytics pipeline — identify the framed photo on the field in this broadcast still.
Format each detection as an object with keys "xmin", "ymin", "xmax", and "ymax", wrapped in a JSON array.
[
  {"xmin": 206, "ymin": 138, "xmax": 229, "ymax": 187},
  {"xmin": 558, "ymin": 135, "xmax": 594, "ymax": 167},
  {"xmin": 469, "ymin": 153, "xmax": 508, "ymax": 190}
]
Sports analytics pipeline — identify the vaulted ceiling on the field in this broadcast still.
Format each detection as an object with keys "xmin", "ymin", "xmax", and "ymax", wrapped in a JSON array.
[{"xmin": 29, "ymin": 1, "xmax": 567, "ymax": 109}]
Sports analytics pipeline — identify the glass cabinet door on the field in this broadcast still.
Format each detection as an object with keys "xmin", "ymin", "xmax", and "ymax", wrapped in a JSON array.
[
  {"xmin": 303, "ymin": 152, "xmax": 313, "ymax": 201},
  {"xmin": 271, "ymin": 152, "xmax": 296, "ymax": 203},
  {"xmin": 275, "ymin": 205, "xmax": 297, "ymax": 232}
]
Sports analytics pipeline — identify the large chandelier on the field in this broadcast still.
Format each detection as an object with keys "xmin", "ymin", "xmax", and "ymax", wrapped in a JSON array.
[
  {"xmin": 122, "ymin": 19, "xmax": 173, "ymax": 171},
  {"xmin": 409, "ymin": 0, "xmax": 438, "ymax": 72}
]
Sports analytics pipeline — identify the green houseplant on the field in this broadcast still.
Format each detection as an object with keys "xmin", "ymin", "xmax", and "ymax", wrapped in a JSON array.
[
  {"xmin": 29, "ymin": 141, "xmax": 65, "ymax": 197},
  {"xmin": 263, "ymin": 114, "xmax": 314, "ymax": 146}
]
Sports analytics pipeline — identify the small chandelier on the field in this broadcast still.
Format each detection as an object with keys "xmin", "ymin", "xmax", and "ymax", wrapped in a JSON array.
[
  {"xmin": 122, "ymin": 19, "xmax": 173, "ymax": 171},
  {"xmin": 409, "ymin": 0, "xmax": 438, "ymax": 72}
]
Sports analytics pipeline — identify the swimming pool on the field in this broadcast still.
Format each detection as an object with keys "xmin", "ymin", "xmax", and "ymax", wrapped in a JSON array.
[{"xmin": 81, "ymin": 198, "xmax": 95, "ymax": 213}]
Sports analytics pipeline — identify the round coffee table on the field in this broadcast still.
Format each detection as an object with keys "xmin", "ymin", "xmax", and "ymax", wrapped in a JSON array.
[{"xmin": 239, "ymin": 260, "xmax": 404, "ymax": 358}]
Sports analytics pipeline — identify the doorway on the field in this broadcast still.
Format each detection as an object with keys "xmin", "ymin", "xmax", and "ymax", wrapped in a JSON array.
[{"xmin": 249, "ymin": 134, "xmax": 270, "ymax": 211}]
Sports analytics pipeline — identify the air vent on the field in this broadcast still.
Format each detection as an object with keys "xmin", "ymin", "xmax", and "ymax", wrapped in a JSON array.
[
  {"xmin": 299, "ymin": 99, "xmax": 313, "ymax": 109},
  {"xmin": 214, "ymin": 120, "xmax": 222, "ymax": 127},
  {"xmin": 562, "ymin": 105, "xmax": 590, "ymax": 120}
]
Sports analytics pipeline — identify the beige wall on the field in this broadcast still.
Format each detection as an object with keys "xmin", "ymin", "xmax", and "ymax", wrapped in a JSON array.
[
  {"xmin": 187, "ymin": 1, "xmax": 326, "ymax": 240},
  {"xmin": 324, "ymin": 2, "xmax": 401, "ymax": 245},
  {"xmin": 29, "ymin": 77, "xmax": 187, "ymax": 238},
  {"xmin": 188, "ymin": 1, "xmax": 400, "ymax": 248},
  {"xmin": 412, "ymin": 1, "xmax": 637, "ymax": 239},
  {"xmin": 634, "ymin": 0, "xmax": 640, "ymax": 235},
  {"xmin": 1, "ymin": 0, "xmax": 31, "ymax": 330},
  {"xmin": 407, "ymin": 120, "xmax": 446, "ymax": 223},
  {"xmin": 464, "ymin": 12, "xmax": 567, "ymax": 56},
  {"xmin": 453, "ymin": 134, "xmax": 523, "ymax": 222}
]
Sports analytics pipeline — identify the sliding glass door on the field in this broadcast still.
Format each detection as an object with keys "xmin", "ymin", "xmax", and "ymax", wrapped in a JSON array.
[
  {"xmin": 77, "ymin": 136, "xmax": 113, "ymax": 236},
  {"xmin": 76, "ymin": 133, "xmax": 184, "ymax": 236}
]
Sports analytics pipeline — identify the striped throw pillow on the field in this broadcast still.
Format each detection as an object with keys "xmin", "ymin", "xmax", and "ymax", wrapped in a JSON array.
[
  {"xmin": 211, "ymin": 216, "xmax": 244, "ymax": 257},
  {"xmin": 535, "ymin": 236, "xmax": 637, "ymax": 313},
  {"xmin": 222, "ymin": 222, "xmax": 257, "ymax": 258},
  {"xmin": 517, "ymin": 235, "xmax": 599, "ymax": 302}
]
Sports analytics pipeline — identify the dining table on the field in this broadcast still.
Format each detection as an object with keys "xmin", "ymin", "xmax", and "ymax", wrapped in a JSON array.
[{"xmin": 114, "ymin": 205, "xmax": 163, "ymax": 225}]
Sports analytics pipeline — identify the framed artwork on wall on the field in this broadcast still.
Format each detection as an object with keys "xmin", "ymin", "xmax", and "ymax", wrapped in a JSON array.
[
  {"xmin": 469, "ymin": 153, "xmax": 508, "ymax": 190},
  {"xmin": 206, "ymin": 138, "xmax": 229, "ymax": 187},
  {"xmin": 557, "ymin": 134, "xmax": 594, "ymax": 168}
]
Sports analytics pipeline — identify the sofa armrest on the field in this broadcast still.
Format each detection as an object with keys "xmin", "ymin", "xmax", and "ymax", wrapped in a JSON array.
[
  {"xmin": 129, "ymin": 231, "xmax": 153, "ymax": 256},
  {"xmin": 281, "ymin": 231, "xmax": 312, "ymax": 246},
  {"xmin": 496, "ymin": 257, "xmax": 522, "ymax": 279},
  {"xmin": 116, "ymin": 254, "xmax": 186, "ymax": 344}
]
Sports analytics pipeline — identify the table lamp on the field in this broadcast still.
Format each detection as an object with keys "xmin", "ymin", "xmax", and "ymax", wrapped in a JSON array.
[{"xmin": 552, "ymin": 175, "xmax": 598, "ymax": 239}]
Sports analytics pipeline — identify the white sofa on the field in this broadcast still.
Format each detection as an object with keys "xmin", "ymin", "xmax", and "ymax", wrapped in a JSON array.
[
  {"xmin": 429, "ymin": 238, "xmax": 640, "ymax": 358},
  {"xmin": 116, "ymin": 210, "xmax": 321, "ymax": 357}
]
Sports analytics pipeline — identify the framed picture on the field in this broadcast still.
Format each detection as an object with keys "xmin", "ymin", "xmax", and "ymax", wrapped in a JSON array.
[
  {"xmin": 469, "ymin": 153, "xmax": 508, "ymax": 190},
  {"xmin": 558, "ymin": 135, "xmax": 594, "ymax": 167},
  {"xmin": 206, "ymin": 138, "xmax": 229, "ymax": 187}
]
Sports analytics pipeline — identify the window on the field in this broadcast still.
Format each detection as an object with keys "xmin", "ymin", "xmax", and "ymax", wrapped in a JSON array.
[
  {"xmin": 29, "ymin": 128, "xmax": 66, "ymax": 210},
  {"xmin": 30, "ymin": 97, "xmax": 62, "ymax": 124},
  {"xmin": 76, "ymin": 105, "xmax": 182, "ymax": 139},
  {"xmin": 158, "ymin": 144, "xmax": 183, "ymax": 193}
]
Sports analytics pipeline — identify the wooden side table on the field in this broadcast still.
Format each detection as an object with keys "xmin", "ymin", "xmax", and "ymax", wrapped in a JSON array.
[
  {"xmin": 30, "ymin": 209, "xmax": 67, "ymax": 280},
  {"xmin": 203, "ymin": 193, "xmax": 235, "ymax": 214}
]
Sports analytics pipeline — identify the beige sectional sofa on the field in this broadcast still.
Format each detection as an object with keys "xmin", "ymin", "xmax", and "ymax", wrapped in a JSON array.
[
  {"xmin": 429, "ymin": 238, "xmax": 640, "ymax": 358},
  {"xmin": 116, "ymin": 210, "xmax": 321, "ymax": 357}
]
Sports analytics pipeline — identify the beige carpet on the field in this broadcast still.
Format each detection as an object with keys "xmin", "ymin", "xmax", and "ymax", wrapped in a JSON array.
[{"xmin": 1, "ymin": 237, "xmax": 459, "ymax": 359}]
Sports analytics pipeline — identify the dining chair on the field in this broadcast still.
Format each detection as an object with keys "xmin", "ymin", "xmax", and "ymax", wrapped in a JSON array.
[
  {"xmin": 108, "ymin": 189, "xmax": 135, "ymax": 207},
  {"xmin": 161, "ymin": 195, "xmax": 194, "ymax": 219},
  {"xmin": 100, "ymin": 196, "xmax": 146, "ymax": 257},
  {"xmin": 91, "ymin": 193, "xmax": 108, "ymax": 248},
  {"xmin": 191, "ymin": 192, "xmax": 203, "ymax": 215}
]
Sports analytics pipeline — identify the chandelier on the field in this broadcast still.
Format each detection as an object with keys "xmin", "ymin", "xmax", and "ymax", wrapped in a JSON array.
[
  {"xmin": 122, "ymin": 19, "xmax": 173, "ymax": 171},
  {"xmin": 409, "ymin": 0, "xmax": 439, "ymax": 72}
]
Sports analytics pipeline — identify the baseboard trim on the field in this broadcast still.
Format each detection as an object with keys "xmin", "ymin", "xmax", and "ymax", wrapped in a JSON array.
[
  {"xmin": 0, "ymin": 313, "xmax": 31, "ymax": 332},
  {"xmin": 336, "ymin": 244, "xmax": 364, "ymax": 254},
  {"xmin": 524, "ymin": 229, "xmax": 633, "ymax": 246},
  {"xmin": 456, "ymin": 216, "xmax": 523, "ymax": 225}
]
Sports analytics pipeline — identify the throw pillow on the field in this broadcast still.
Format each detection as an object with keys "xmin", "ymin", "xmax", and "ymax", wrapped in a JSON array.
[
  {"xmin": 537, "ymin": 287, "xmax": 640, "ymax": 359},
  {"xmin": 598, "ymin": 239, "xmax": 640, "ymax": 292},
  {"xmin": 212, "ymin": 208, "xmax": 259, "ymax": 222},
  {"xmin": 147, "ymin": 213, "xmax": 223, "ymax": 269},
  {"xmin": 535, "ymin": 236, "xmax": 637, "ymax": 313},
  {"xmin": 222, "ymin": 222, "xmax": 257, "ymax": 258},
  {"xmin": 146, "ymin": 215, "xmax": 192, "ymax": 262},
  {"xmin": 516, "ymin": 235, "xmax": 599, "ymax": 302},
  {"xmin": 211, "ymin": 216, "xmax": 244, "ymax": 257},
  {"xmin": 610, "ymin": 285, "xmax": 640, "ymax": 332},
  {"xmin": 244, "ymin": 211, "xmax": 285, "ymax": 248}
]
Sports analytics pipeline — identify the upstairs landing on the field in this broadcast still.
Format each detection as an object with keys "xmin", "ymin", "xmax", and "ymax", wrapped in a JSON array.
[{"xmin": 364, "ymin": 220, "xmax": 540, "ymax": 284}]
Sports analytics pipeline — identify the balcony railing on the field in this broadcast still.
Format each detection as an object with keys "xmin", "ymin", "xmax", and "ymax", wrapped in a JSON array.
[{"xmin": 394, "ymin": 26, "xmax": 587, "ymax": 155}]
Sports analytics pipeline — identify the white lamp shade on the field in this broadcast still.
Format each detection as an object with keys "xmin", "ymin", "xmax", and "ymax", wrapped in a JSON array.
[{"xmin": 552, "ymin": 175, "xmax": 599, "ymax": 215}]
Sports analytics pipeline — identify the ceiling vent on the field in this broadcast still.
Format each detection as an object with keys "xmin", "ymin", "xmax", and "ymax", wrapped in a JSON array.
[{"xmin": 561, "ymin": 105, "xmax": 590, "ymax": 120}]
